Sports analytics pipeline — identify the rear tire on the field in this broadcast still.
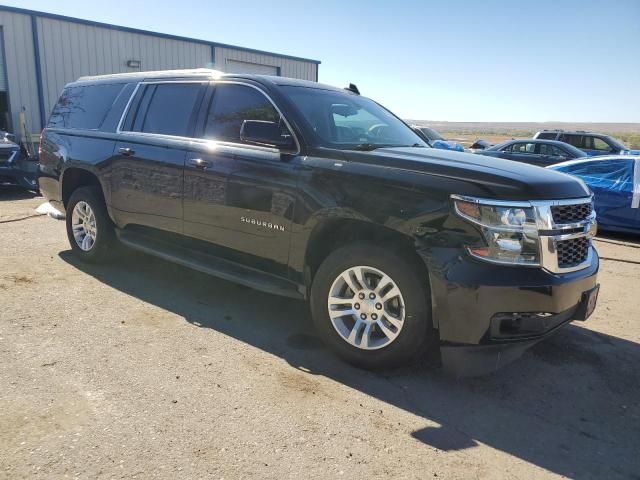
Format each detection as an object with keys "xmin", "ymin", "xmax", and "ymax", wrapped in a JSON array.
[
  {"xmin": 310, "ymin": 243, "xmax": 433, "ymax": 369},
  {"xmin": 65, "ymin": 186, "xmax": 117, "ymax": 263}
]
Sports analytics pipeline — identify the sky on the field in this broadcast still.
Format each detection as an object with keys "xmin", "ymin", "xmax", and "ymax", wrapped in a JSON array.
[{"xmin": 6, "ymin": 0, "xmax": 640, "ymax": 122}]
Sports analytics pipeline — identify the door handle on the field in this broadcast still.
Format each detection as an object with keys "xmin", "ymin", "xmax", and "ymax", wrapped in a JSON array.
[
  {"xmin": 118, "ymin": 147, "xmax": 135, "ymax": 156},
  {"xmin": 188, "ymin": 158, "xmax": 212, "ymax": 170}
]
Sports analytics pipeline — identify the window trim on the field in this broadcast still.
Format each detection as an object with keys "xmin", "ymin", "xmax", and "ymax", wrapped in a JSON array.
[{"xmin": 116, "ymin": 79, "xmax": 301, "ymax": 156}]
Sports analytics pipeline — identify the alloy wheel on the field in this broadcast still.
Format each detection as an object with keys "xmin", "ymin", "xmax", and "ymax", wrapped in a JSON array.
[
  {"xmin": 71, "ymin": 201, "xmax": 97, "ymax": 251},
  {"xmin": 327, "ymin": 265, "xmax": 405, "ymax": 350}
]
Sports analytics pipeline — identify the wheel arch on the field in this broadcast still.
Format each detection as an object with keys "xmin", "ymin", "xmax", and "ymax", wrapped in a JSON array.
[
  {"xmin": 303, "ymin": 218, "xmax": 431, "ymax": 297},
  {"xmin": 61, "ymin": 167, "xmax": 105, "ymax": 209}
]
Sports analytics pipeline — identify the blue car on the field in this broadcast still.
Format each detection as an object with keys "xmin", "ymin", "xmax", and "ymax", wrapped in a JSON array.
[
  {"xmin": 548, "ymin": 156, "xmax": 640, "ymax": 234},
  {"xmin": 411, "ymin": 126, "xmax": 464, "ymax": 152}
]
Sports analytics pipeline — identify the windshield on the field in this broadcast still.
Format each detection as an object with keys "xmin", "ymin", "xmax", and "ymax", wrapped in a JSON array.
[
  {"xmin": 281, "ymin": 86, "xmax": 428, "ymax": 150},
  {"xmin": 419, "ymin": 127, "xmax": 444, "ymax": 142}
]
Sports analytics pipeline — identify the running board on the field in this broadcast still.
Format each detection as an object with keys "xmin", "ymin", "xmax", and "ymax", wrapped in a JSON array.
[{"xmin": 116, "ymin": 229, "xmax": 305, "ymax": 300}]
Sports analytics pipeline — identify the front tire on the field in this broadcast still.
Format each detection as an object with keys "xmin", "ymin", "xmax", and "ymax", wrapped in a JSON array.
[
  {"xmin": 65, "ymin": 186, "xmax": 116, "ymax": 262},
  {"xmin": 310, "ymin": 243, "xmax": 433, "ymax": 369}
]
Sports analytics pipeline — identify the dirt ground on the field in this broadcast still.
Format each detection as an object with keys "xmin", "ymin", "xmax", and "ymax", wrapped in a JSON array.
[{"xmin": 1, "ymin": 188, "xmax": 639, "ymax": 480}]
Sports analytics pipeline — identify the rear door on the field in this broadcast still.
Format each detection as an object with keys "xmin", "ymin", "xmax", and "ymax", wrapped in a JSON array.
[
  {"xmin": 559, "ymin": 134, "xmax": 588, "ymax": 154},
  {"xmin": 507, "ymin": 142, "xmax": 541, "ymax": 165},
  {"xmin": 110, "ymin": 81, "xmax": 207, "ymax": 234},
  {"xmin": 536, "ymin": 143, "xmax": 568, "ymax": 166}
]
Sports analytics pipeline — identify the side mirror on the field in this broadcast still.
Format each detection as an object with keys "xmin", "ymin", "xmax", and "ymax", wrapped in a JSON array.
[{"xmin": 240, "ymin": 120, "xmax": 295, "ymax": 150}]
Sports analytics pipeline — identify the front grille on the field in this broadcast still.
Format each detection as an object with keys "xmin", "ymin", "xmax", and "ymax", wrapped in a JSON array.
[
  {"xmin": 557, "ymin": 237, "xmax": 589, "ymax": 268},
  {"xmin": 551, "ymin": 202, "xmax": 592, "ymax": 224}
]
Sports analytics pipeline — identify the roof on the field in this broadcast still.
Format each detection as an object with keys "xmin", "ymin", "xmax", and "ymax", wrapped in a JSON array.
[
  {"xmin": 501, "ymin": 139, "xmax": 578, "ymax": 145},
  {"xmin": 0, "ymin": 5, "xmax": 321, "ymax": 65},
  {"xmin": 73, "ymin": 69, "xmax": 343, "ymax": 92},
  {"xmin": 539, "ymin": 129, "xmax": 607, "ymax": 136}
]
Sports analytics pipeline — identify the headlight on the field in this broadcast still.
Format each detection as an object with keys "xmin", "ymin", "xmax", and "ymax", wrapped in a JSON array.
[{"xmin": 452, "ymin": 196, "xmax": 540, "ymax": 266}]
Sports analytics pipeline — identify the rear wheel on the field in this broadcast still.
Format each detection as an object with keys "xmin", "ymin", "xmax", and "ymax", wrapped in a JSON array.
[
  {"xmin": 65, "ymin": 186, "xmax": 116, "ymax": 262},
  {"xmin": 310, "ymin": 243, "xmax": 433, "ymax": 369}
]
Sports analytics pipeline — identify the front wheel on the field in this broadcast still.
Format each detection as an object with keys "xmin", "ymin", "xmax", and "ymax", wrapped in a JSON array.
[{"xmin": 310, "ymin": 243, "xmax": 434, "ymax": 369}]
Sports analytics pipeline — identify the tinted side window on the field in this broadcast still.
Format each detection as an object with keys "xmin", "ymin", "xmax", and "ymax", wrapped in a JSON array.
[
  {"xmin": 48, "ymin": 84, "xmax": 125, "ymax": 129},
  {"xmin": 512, "ymin": 142, "xmax": 536, "ymax": 153},
  {"xmin": 131, "ymin": 83, "xmax": 203, "ymax": 137},
  {"xmin": 559, "ymin": 134, "xmax": 583, "ymax": 148},
  {"xmin": 203, "ymin": 84, "xmax": 280, "ymax": 143},
  {"xmin": 536, "ymin": 132, "xmax": 557, "ymax": 140},
  {"xmin": 538, "ymin": 144, "xmax": 564, "ymax": 156}
]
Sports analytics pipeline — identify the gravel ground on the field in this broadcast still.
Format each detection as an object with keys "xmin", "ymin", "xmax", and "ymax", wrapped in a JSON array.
[{"xmin": 1, "ymin": 188, "xmax": 639, "ymax": 480}]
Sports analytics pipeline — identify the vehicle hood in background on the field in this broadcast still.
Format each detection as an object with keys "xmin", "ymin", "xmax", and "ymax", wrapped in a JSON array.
[{"xmin": 341, "ymin": 147, "xmax": 591, "ymax": 201}]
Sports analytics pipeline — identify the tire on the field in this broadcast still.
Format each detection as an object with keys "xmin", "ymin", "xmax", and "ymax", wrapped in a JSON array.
[
  {"xmin": 310, "ymin": 243, "xmax": 434, "ymax": 369},
  {"xmin": 65, "ymin": 186, "xmax": 117, "ymax": 263}
]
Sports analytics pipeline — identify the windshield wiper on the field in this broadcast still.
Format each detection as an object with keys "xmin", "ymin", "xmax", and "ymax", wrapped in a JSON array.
[
  {"xmin": 351, "ymin": 143, "xmax": 388, "ymax": 151},
  {"xmin": 350, "ymin": 143, "xmax": 426, "ymax": 151}
]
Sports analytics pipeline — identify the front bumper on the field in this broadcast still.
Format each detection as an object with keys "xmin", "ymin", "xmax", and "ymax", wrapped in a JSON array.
[{"xmin": 423, "ymin": 247, "xmax": 599, "ymax": 376}]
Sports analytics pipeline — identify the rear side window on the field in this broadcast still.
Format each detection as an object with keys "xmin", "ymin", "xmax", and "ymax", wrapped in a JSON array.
[
  {"xmin": 538, "ymin": 144, "xmax": 565, "ymax": 156},
  {"xmin": 48, "ymin": 83, "xmax": 124, "ymax": 129},
  {"xmin": 559, "ymin": 134, "xmax": 583, "ymax": 148},
  {"xmin": 536, "ymin": 132, "xmax": 557, "ymax": 140},
  {"xmin": 125, "ymin": 83, "xmax": 204, "ymax": 137},
  {"xmin": 203, "ymin": 83, "xmax": 280, "ymax": 143},
  {"xmin": 512, "ymin": 142, "xmax": 536, "ymax": 153}
]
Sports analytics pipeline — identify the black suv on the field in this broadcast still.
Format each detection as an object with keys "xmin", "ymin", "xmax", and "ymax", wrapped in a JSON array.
[{"xmin": 39, "ymin": 69, "xmax": 600, "ymax": 376}]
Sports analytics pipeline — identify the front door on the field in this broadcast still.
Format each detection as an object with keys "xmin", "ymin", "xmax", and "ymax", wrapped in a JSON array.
[{"xmin": 183, "ymin": 81, "xmax": 299, "ymax": 276}]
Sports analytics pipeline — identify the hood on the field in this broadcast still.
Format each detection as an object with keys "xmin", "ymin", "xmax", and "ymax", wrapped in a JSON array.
[{"xmin": 341, "ymin": 147, "xmax": 591, "ymax": 201}]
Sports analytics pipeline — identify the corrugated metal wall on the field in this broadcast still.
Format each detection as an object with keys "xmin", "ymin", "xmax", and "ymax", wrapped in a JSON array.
[
  {"xmin": 35, "ymin": 17, "xmax": 213, "ymax": 118},
  {"xmin": 0, "ymin": 11, "xmax": 41, "ymax": 138},
  {"xmin": 215, "ymin": 46, "xmax": 317, "ymax": 81},
  {"xmin": 0, "ymin": 8, "xmax": 318, "ymax": 140}
]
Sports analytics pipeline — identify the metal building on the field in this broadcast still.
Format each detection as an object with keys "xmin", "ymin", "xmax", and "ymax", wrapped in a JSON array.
[{"xmin": 0, "ymin": 5, "xmax": 320, "ymax": 142}]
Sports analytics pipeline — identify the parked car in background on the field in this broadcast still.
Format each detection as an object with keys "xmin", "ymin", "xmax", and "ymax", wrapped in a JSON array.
[
  {"xmin": 411, "ymin": 126, "xmax": 464, "ymax": 152},
  {"xmin": 475, "ymin": 139, "xmax": 587, "ymax": 167},
  {"xmin": 468, "ymin": 139, "xmax": 493, "ymax": 152},
  {"xmin": 549, "ymin": 156, "xmax": 640, "ymax": 234},
  {"xmin": 0, "ymin": 132, "xmax": 38, "ymax": 190},
  {"xmin": 534, "ymin": 130, "xmax": 640, "ymax": 156}
]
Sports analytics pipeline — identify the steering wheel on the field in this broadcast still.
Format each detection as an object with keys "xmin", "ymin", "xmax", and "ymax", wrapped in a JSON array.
[{"xmin": 368, "ymin": 123, "xmax": 389, "ymax": 139}]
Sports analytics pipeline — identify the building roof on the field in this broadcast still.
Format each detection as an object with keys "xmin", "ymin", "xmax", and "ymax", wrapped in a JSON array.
[{"xmin": 0, "ymin": 5, "xmax": 321, "ymax": 65}]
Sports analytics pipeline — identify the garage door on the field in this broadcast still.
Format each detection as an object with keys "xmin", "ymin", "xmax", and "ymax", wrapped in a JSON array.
[{"xmin": 225, "ymin": 59, "xmax": 279, "ymax": 76}]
